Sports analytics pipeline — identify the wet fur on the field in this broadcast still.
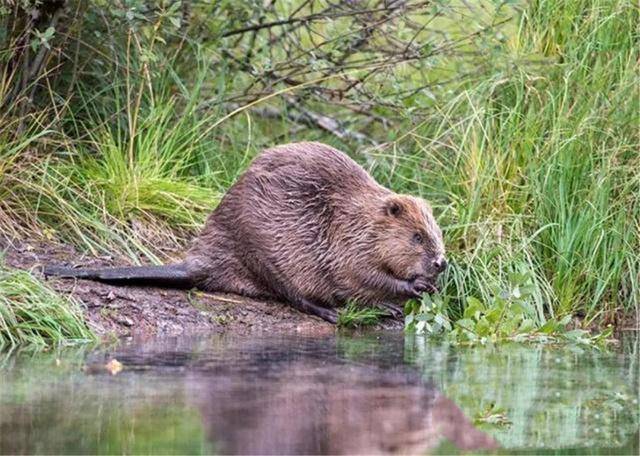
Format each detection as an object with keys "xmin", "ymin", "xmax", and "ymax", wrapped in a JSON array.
[
  {"xmin": 46, "ymin": 142, "xmax": 446, "ymax": 323},
  {"xmin": 186, "ymin": 142, "xmax": 445, "ymax": 319}
]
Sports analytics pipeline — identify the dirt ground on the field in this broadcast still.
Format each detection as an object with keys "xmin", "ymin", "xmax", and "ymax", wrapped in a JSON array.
[{"xmin": 1, "ymin": 237, "xmax": 352, "ymax": 339}]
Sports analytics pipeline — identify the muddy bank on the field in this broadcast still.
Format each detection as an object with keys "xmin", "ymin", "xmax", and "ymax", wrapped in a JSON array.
[{"xmin": 1, "ymin": 237, "xmax": 342, "ymax": 339}]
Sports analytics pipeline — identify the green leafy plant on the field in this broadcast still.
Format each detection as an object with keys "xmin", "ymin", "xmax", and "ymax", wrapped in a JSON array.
[
  {"xmin": 404, "ymin": 293, "xmax": 451, "ymax": 337},
  {"xmin": 406, "ymin": 272, "xmax": 613, "ymax": 346}
]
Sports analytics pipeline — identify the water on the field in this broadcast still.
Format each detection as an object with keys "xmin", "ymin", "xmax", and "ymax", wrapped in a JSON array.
[{"xmin": 1, "ymin": 332, "xmax": 638, "ymax": 455}]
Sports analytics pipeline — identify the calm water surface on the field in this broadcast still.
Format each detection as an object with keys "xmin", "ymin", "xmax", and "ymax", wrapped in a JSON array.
[{"xmin": 1, "ymin": 332, "xmax": 638, "ymax": 454}]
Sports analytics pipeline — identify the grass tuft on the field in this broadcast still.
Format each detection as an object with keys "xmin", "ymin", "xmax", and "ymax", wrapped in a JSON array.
[
  {"xmin": 0, "ymin": 261, "xmax": 95, "ymax": 347},
  {"xmin": 337, "ymin": 302, "xmax": 389, "ymax": 328}
]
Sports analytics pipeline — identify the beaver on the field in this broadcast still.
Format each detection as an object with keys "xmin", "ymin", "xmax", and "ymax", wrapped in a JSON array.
[{"xmin": 44, "ymin": 142, "xmax": 446, "ymax": 323}]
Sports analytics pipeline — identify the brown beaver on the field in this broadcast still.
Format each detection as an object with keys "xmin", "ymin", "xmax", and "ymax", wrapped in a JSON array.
[{"xmin": 45, "ymin": 142, "xmax": 447, "ymax": 323}]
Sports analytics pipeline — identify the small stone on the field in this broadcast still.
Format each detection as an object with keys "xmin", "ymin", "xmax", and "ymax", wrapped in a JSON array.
[{"xmin": 115, "ymin": 315, "xmax": 134, "ymax": 327}]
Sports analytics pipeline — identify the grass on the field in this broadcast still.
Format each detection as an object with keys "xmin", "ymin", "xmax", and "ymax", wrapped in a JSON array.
[
  {"xmin": 0, "ymin": 261, "xmax": 95, "ymax": 347},
  {"xmin": 337, "ymin": 302, "xmax": 389, "ymax": 328},
  {"xmin": 372, "ymin": 0, "xmax": 639, "ymax": 327},
  {"xmin": 0, "ymin": 0, "xmax": 637, "ymax": 343}
]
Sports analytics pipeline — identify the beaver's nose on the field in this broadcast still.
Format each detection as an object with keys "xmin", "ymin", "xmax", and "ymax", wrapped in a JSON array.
[{"xmin": 433, "ymin": 256, "xmax": 447, "ymax": 273}]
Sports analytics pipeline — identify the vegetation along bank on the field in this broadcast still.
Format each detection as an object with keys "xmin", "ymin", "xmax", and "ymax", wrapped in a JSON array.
[{"xmin": 0, "ymin": 0, "xmax": 637, "ymax": 345}]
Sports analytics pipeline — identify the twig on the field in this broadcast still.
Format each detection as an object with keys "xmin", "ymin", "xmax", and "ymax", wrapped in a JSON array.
[{"xmin": 221, "ymin": 4, "xmax": 421, "ymax": 37}]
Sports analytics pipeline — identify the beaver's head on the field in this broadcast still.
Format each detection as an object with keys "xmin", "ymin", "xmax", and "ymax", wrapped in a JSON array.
[{"xmin": 373, "ymin": 194, "xmax": 446, "ymax": 291}]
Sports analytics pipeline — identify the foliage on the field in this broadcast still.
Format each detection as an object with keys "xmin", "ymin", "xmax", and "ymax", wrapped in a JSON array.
[
  {"xmin": 0, "ymin": 0, "xmax": 637, "ymax": 335},
  {"xmin": 0, "ymin": 261, "xmax": 95, "ymax": 347},
  {"xmin": 387, "ymin": 0, "xmax": 639, "ymax": 330},
  {"xmin": 337, "ymin": 301, "xmax": 388, "ymax": 328},
  {"xmin": 406, "ymin": 272, "xmax": 614, "ymax": 346}
]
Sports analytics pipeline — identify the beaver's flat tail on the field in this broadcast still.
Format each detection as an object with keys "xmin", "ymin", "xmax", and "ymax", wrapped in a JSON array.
[{"xmin": 43, "ymin": 263, "xmax": 194, "ymax": 288}]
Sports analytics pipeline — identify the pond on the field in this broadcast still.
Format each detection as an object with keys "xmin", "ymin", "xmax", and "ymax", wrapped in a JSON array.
[{"xmin": 1, "ymin": 332, "xmax": 638, "ymax": 455}]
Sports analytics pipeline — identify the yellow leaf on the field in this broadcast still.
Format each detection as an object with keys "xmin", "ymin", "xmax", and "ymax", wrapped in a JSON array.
[{"xmin": 105, "ymin": 359, "xmax": 123, "ymax": 375}]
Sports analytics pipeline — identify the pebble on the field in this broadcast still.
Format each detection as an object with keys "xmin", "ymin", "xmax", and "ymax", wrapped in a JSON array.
[{"xmin": 115, "ymin": 315, "xmax": 134, "ymax": 327}]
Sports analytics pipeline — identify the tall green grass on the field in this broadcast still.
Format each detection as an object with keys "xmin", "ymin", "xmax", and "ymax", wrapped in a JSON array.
[
  {"xmin": 373, "ymin": 0, "xmax": 639, "ymax": 325},
  {"xmin": 0, "ymin": 262, "xmax": 95, "ymax": 346},
  {"xmin": 2, "ymin": 46, "xmax": 234, "ymax": 262},
  {"xmin": 0, "ymin": 0, "xmax": 637, "ymax": 334}
]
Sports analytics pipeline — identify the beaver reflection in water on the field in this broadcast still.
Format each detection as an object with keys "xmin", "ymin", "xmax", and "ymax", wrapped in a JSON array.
[
  {"xmin": 45, "ymin": 142, "xmax": 447, "ymax": 323},
  {"xmin": 184, "ymin": 336, "xmax": 497, "ymax": 454}
]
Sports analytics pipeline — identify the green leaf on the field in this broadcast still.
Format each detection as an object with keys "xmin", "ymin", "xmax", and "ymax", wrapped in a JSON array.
[
  {"xmin": 476, "ymin": 317, "xmax": 491, "ymax": 336},
  {"xmin": 464, "ymin": 296, "xmax": 483, "ymax": 320},
  {"xmin": 43, "ymin": 26, "xmax": 55, "ymax": 40},
  {"xmin": 512, "ymin": 286, "xmax": 521, "ymax": 299},
  {"xmin": 539, "ymin": 320, "xmax": 559, "ymax": 334},
  {"xmin": 510, "ymin": 300, "xmax": 529, "ymax": 317},
  {"xmin": 169, "ymin": 16, "xmax": 181, "ymax": 28},
  {"xmin": 404, "ymin": 313, "xmax": 414, "ymax": 326},
  {"xmin": 501, "ymin": 315, "xmax": 521, "ymax": 336},
  {"xmin": 456, "ymin": 318, "xmax": 475, "ymax": 331},
  {"xmin": 520, "ymin": 285, "xmax": 536, "ymax": 297},
  {"xmin": 508, "ymin": 271, "xmax": 528, "ymax": 285},
  {"xmin": 416, "ymin": 313, "xmax": 433, "ymax": 322},
  {"xmin": 434, "ymin": 313, "xmax": 451, "ymax": 331},
  {"xmin": 485, "ymin": 306, "xmax": 502, "ymax": 324}
]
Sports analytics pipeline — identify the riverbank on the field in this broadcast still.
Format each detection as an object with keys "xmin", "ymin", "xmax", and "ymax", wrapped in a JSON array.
[
  {"xmin": 2, "ymin": 1, "xmax": 637, "ymax": 341},
  {"xmin": 1, "ymin": 237, "xmax": 337, "ymax": 341},
  {"xmin": 2, "ymin": 234, "xmax": 637, "ymax": 345}
]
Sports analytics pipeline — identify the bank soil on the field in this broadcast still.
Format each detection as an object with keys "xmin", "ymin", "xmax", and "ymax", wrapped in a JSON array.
[{"xmin": 1, "ymin": 237, "xmax": 352, "ymax": 339}]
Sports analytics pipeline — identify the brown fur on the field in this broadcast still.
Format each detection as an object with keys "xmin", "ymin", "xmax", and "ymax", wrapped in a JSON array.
[
  {"xmin": 186, "ymin": 142, "xmax": 446, "ymax": 321},
  {"xmin": 46, "ymin": 142, "xmax": 446, "ymax": 323}
]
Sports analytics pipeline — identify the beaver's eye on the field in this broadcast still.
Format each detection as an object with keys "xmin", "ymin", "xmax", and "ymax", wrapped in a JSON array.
[{"xmin": 413, "ymin": 233, "xmax": 423, "ymax": 244}]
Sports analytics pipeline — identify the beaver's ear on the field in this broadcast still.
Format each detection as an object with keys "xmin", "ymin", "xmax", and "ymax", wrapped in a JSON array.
[{"xmin": 383, "ymin": 197, "xmax": 404, "ymax": 218}]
